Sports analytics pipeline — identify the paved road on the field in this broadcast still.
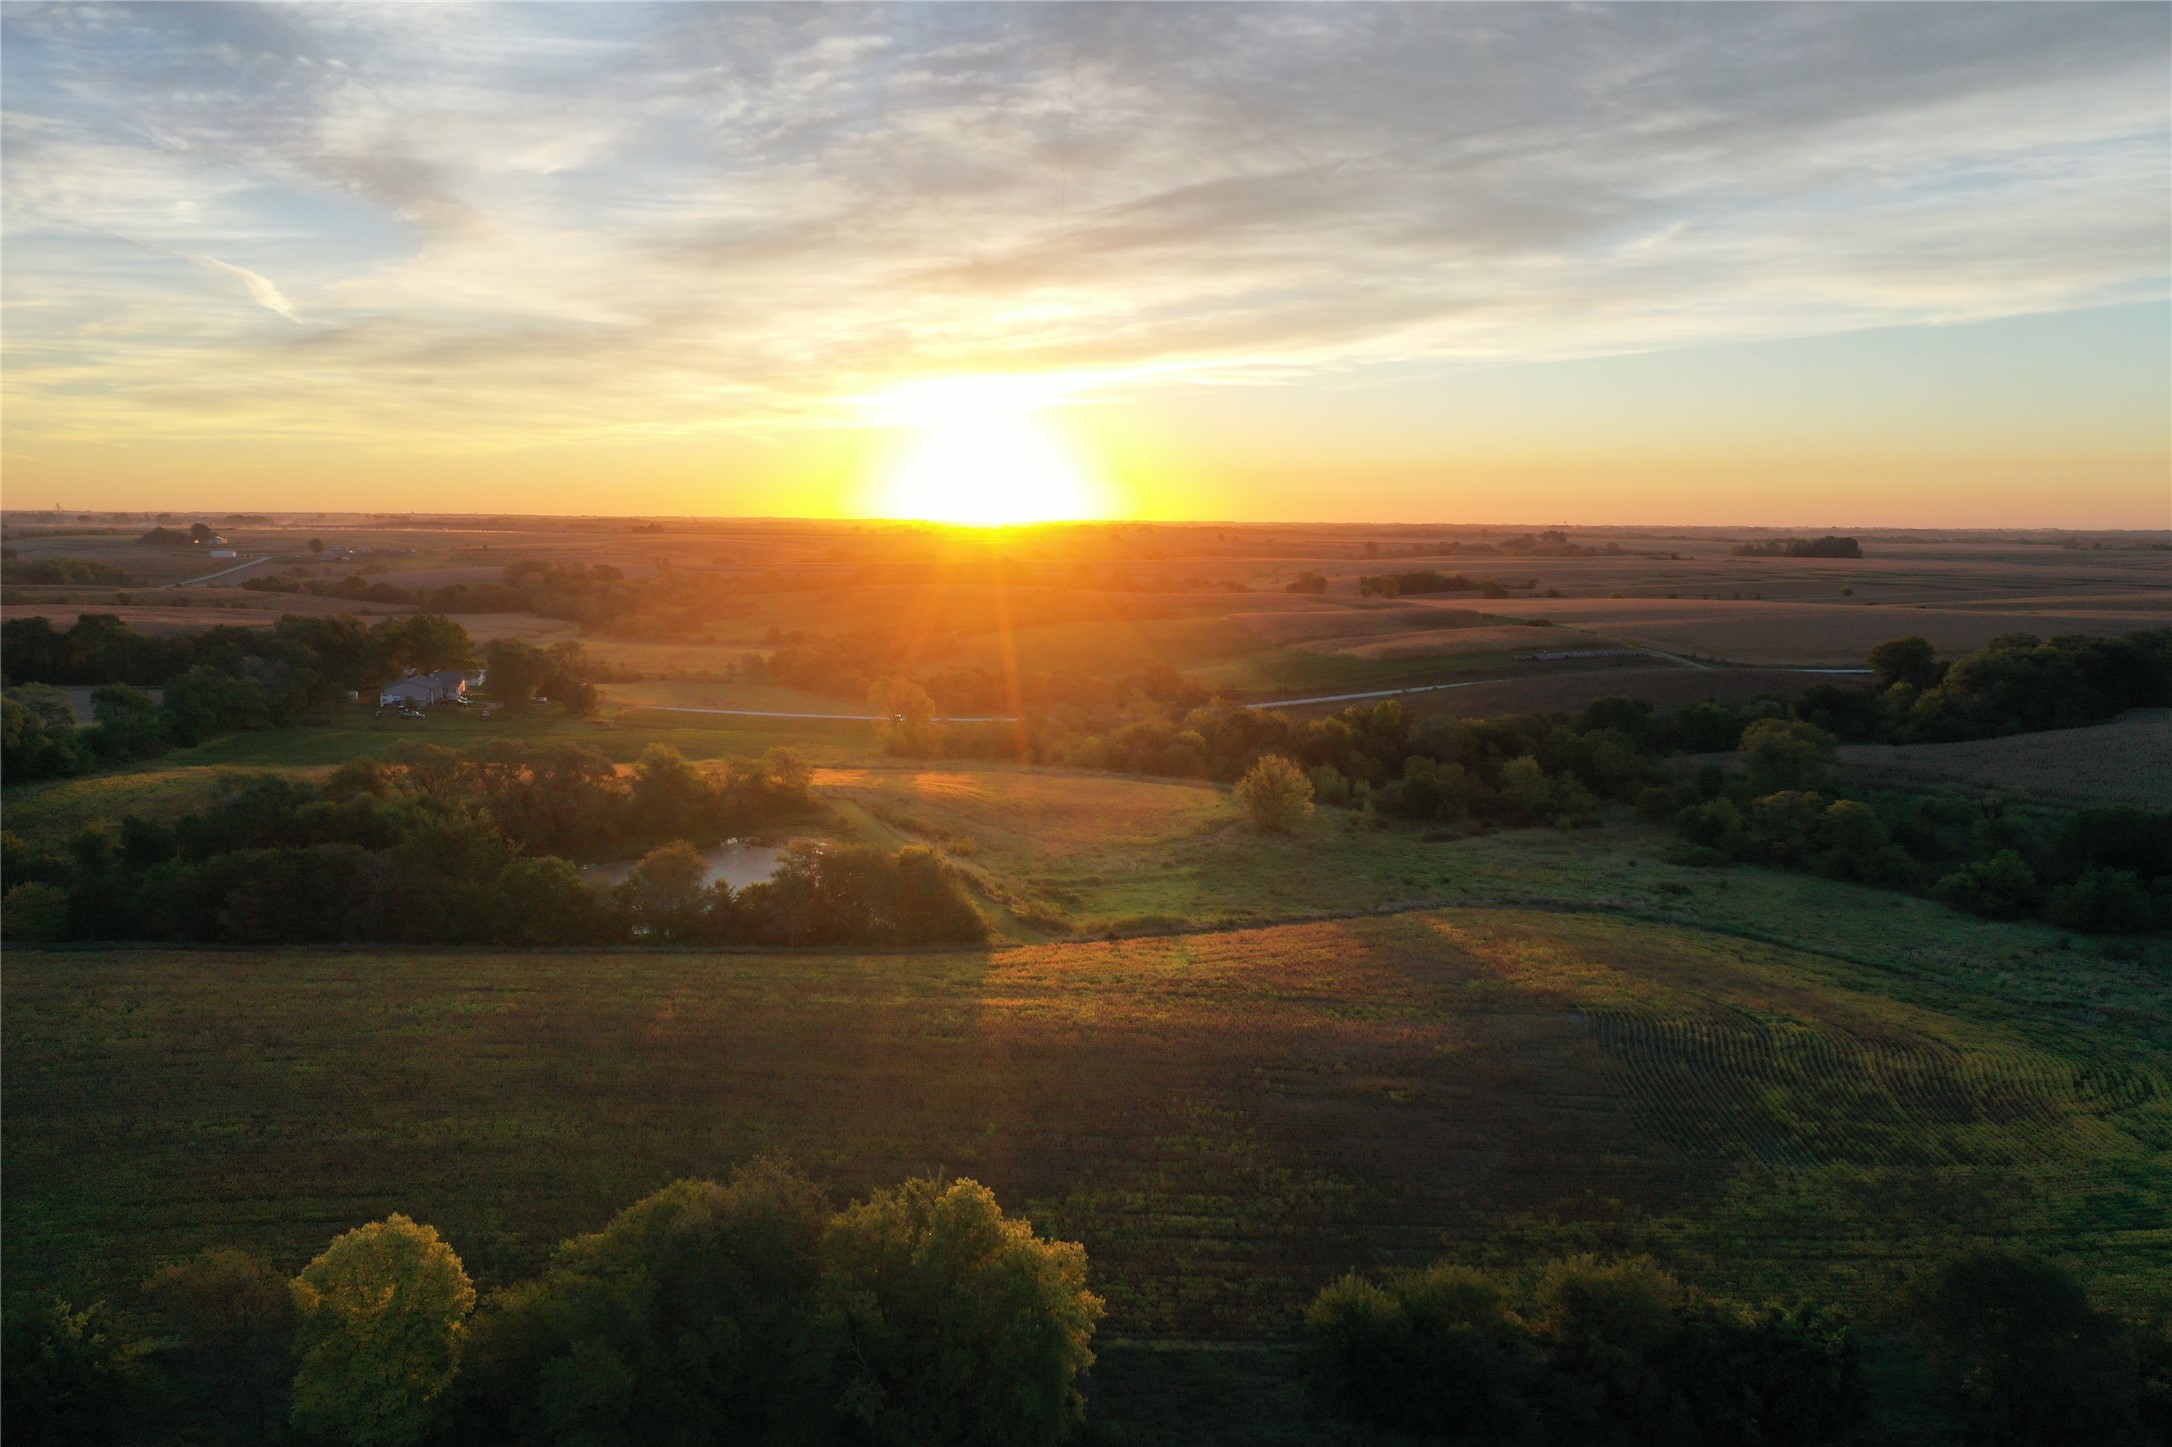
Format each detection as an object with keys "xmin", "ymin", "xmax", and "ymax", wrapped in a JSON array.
[
  {"xmin": 641, "ymin": 706, "xmax": 1015, "ymax": 723},
  {"xmin": 1247, "ymin": 661, "xmax": 1871, "ymax": 710},
  {"xmin": 162, "ymin": 555, "xmax": 276, "ymax": 588},
  {"xmin": 636, "ymin": 656, "xmax": 1873, "ymax": 724}
]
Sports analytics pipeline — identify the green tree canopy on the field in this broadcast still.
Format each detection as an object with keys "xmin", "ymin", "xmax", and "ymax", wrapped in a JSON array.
[
  {"xmin": 1738, "ymin": 718, "xmax": 1835, "ymax": 794},
  {"xmin": 290, "ymin": 1214, "xmax": 475, "ymax": 1447},
  {"xmin": 457, "ymin": 1164, "xmax": 835, "ymax": 1446},
  {"xmin": 823, "ymin": 1176, "xmax": 1104, "ymax": 1447}
]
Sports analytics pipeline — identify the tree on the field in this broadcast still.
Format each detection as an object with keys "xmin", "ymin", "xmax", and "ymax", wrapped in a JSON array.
[
  {"xmin": 88, "ymin": 683, "xmax": 168, "ymax": 762},
  {"xmin": 494, "ymin": 856, "xmax": 611, "ymax": 945},
  {"xmin": 2047, "ymin": 868, "xmax": 2158, "ymax": 934},
  {"xmin": 145, "ymin": 1248, "xmax": 297, "ymax": 1443},
  {"xmin": 1934, "ymin": 849, "xmax": 2040, "ymax": 920},
  {"xmin": 290, "ymin": 1214, "xmax": 475, "ymax": 1447},
  {"xmin": 1821, "ymin": 798, "xmax": 1910, "ymax": 884},
  {"xmin": 3, "ymin": 881, "xmax": 72, "ymax": 942},
  {"xmin": 482, "ymin": 639, "xmax": 549, "ymax": 706},
  {"xmin": 3, "ymin": 687, "xmax": 86, "ymax": 780},
  {"xmin": 1304, "ymin": 1265, "xmax": 1543, "ymax": 1442},
  {"xmin": 1233, "ymin": 753, "xmax": 1314, "ymax": 832},
  {"xmin": 309, "ymin": 537, "xmax": 326, "ymax": 555},
  {"xmin": 1868, "ymin": 635, "xmax": 1939, "ymax": 690},
  {"xmin": 454, "ymin": 1164, "xmax": 836, "ymax": 1446},
  {"xmin": 1, "ymin": 1297, "xmax": 140, "ymax": 1443},
  {"xmin": 373, "ymin": 614, "xmax": 473, "ymax": 675},
  {"xmin": 627, "ymin": 743, "xmax": 708, "ymax": 842},
  {"xmin": 620, "ymin": 839, "xmax": 715, "ymax": 941},
  {"xmin": 1909, "ymin": 1247, "xmax": 2139, "ymax": 1445},
  {"xmin": 822, "ymin": 1176, "xmax": 1104, "ymax": 1447},
  {"xmin": 1739, "ymin": 718, "xmax": 1834, "ymax": 793},
  {"xmin": 871, "ymin": 677, "xmax": 940, "ymax": 756},
  {"xmin": 1747, "ymin": 790, "xmax": 1826, "ymax": 865}
]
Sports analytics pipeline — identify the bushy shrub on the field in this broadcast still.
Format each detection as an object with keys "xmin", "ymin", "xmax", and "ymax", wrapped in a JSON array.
[
  {"xmin": 1934, "ymin": 850, "xmax": 2041, "ymax": 920},
  {"xmin": 1233, "ymin": 753, "xmax": 1315, "ymax": 832},
  {"xmin": 2047, "ymin": 868, "xmax": 2160, "ymax": 935}
]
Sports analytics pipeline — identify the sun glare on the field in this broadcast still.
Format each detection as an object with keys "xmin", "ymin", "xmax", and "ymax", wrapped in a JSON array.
[{"xmin": 868, "ymin": 377, "xmax": 1102, "ymax": 525}]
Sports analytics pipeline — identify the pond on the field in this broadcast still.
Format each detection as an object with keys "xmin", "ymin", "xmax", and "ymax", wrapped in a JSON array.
[{"xmin": 582, "ymin": 840, "xmax": 795, "ymax": 892}]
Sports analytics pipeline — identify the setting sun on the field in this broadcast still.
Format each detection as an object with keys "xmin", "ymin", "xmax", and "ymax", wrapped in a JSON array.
[{"xmin": 868, "ymin": 377, "xmax": 1103, "ymax": 525}]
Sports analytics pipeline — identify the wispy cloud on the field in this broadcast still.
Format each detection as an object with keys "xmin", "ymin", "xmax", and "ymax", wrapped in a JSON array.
[
  {"xmin": 1, "ymin": 2, "xmax": 2164, "ymax": 451},
  {"xmin": 185, "ymin": 252, "xmax": 304, "ymax": 324}
]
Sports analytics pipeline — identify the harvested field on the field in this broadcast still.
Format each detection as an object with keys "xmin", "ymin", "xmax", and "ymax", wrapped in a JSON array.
[
  {"xmin": 1293, "ymin": 623, "xmax": 1572, "ymax": 660},
  {"xmin": 1, "ymin": 603, "xmax": 285, "ymax": 633},
  {"xmin": 1231, "ymin": 604, "xmax": 1493, "ymax": 645},
  {"xmin": 442, "ymin": 610, "xmax": 579, "ymax": 643},
  {"xmin": 1836, "ymin": 708, "xmax": 2172, "ymax": 810},
  {"xmin": 1503, "ymin": 595, "xmax": 2169, "ymax": 666}
]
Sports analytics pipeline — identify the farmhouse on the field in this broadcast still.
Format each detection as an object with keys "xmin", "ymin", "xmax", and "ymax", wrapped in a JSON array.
[{"xmin": 377, "ymin": 669, "xmax": 482, "ymax": 710}]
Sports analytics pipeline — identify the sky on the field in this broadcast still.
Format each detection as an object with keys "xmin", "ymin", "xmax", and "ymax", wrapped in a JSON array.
[{"xmin": 3, "ymin": 1, "xmax": 2168, "ymax": 526}]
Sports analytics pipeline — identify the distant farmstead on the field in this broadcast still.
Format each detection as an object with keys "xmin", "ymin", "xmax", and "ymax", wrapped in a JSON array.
[{"xmin": 377, "ymin": 669, "xmax": 484, "ymax": 710}]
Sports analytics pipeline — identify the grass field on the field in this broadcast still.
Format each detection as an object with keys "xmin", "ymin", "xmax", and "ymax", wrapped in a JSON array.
[{"xmin": 9, "ymin": 890, "xmax": 2165, "ymax": 1439}]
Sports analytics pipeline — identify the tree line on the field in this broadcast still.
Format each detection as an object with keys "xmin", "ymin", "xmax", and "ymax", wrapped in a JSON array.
[
  {"xmin": 1655, "ymin": 717, "xmax": 2170, "ymax": 933},
  {"xmin": 242, "ymin": 559, "xmax": 755, "ymax": 640},
  {"xmin": 1728, "ymin": 535, "xmax": 1863, "ymax": 558},
  {"xmin": 1356, "ymin": 570, "xmax": 1542, "ymax": 598},
  {"xmin": 1307, "ymin": 1246, "xmax": 2169, "ymax": 1446},
  {"xmin": 1, "ymin": 742, "xmax": 985, "ymax": 948},
  {"xmin": 16, "ymin": 1180, "xmax": 2155, "ymax": 1445},
  {"xmin": 1, "ymin": 615, "xmax": 599, "ymax": 783},
  {"xmin": 4, "ymin": 1164, "xmax": 1100, "ymax": 1447},
  {"xmin": 1, "ymin": 554, "xmax": 136, "ymax": 586},
  {"xmin": 892, "ymin": 628, "xmax": 2172, "ymax": 933}
]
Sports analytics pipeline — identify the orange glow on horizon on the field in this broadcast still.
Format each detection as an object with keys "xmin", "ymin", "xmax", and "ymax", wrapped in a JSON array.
[{"xmin": 862, "ymin": 377, "xmax": 1107, "ymax": 526}]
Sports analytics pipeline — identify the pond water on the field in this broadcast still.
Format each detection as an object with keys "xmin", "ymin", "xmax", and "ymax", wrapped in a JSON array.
[{"xmin": 583, "ymin": 841, "xmax": 794, "ymax": 892}]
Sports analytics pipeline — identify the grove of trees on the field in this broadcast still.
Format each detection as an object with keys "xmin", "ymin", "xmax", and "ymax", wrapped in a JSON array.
[
  {"xmin": 1304, "ymin": 1247, "xmax": 2170, "ymax": 1446},
  {"xmin": 1, "ymin": 742, "xmax": 987, "ymax": 948},
  {"xmin": 6, "ymin": 1167, "xmax": 1104, "ymax": 1447}
]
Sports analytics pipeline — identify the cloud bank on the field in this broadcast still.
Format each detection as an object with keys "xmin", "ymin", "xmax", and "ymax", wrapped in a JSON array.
[{"xmin": 3, "ymin": 2, "xmax": 2166, "ymax": 450}]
